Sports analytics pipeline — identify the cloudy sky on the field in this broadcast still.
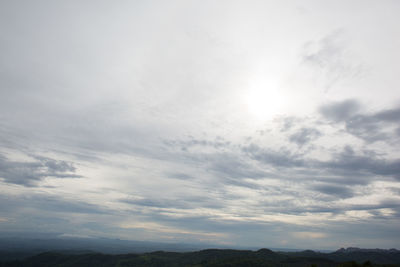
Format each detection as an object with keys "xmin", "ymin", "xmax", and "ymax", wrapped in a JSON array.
[{"xmin": 1, "ymin": 0, "xmax": 400, "ymax": 249}]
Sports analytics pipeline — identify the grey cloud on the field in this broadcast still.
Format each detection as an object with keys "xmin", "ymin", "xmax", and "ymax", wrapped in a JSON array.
[
  {"xmin": 0, "ymin": 194, "xmax": 113, "ymax": 239},
  {"xmin": 390, "ymin": 187, "xmax": 400, "ymax": 196},
  {"xmin": 121, "ymin": 195, "xmax": 223, "ymax": 210},
  {"xmin": 319, "ymin": 99, "xmax": 360, "ymax": 122},
  {"xmin": 243, "ymin": 143, "xmax": 400, "ymax": 183},
  {"xmin": 368, "ymin": 208, "xmax": 400, "ymax": 220},
  {"xmin": 396, "ymin": 127, "xmax": 400, "ymax": 136},
  {"xmin": 242, "ymin": 144, "xmax": 305, "ymax": 168},
  {"xmin": 162, "ymin": 139, "xmax": 272, "ymax": 188},
  {"xmin": 255, "ymin": 195, "xmax": 394, "ymax": 215},
  {"xmin": 289, "ymin": 127, "xmax": 322, "ymax": 146},
  {"xmin": 257, "ymin": 198, "xmax": 400, "ymax": 217},
  {"xmin": 278, "ymin": 116, "xmax": 299, "ymax": 132},
  {"xmin": 33, "ymin": 155, "xmax": 76, "ymax": 173},
  {"xmin": 133, "ymin": 204, "xmax": 400, "ymax": 248},
  {"xmin": 319, "ymin": 100, "xmax": 400, "ymax": 143},
  {"xmin": 345, "ymin": 108, "xmax": 400, "ymax": 142},
  {"xmin": 374, "ymin": 108, "xmax": 400, "ymax": 122},
  {"xmin": 311, "ymin": 184, "xmax": 354, "ymax": 199},
  {"xmin": 259, "ymin": 194, "xmax": 400, "ymax": 217},
  {"xmin": 164, "ymin": 137, "xmax": 231, "ymax": 152},
  {"xmin": 137, "ymin": 207, "xmax": 291, "ymax": 236},
  {"xmin": 174, "ymin": 134, "xmax": 400, "ymax": 191},
  {"xmin": 0, "ymin": 194, "xmax": 107, "ymax": 215},
  {"xmin": 33, "ymin": 197, "xmax": 107, "ymax": 214},
  {"xmin": 307, "ymin": 200, "xmax": 400, "ymax": 215},
  {"xmin": 167, "ymin": 145, "xmax": 270, "ymax": 182},
  {"xmin": 208, "ymin": 153, "xmax": 266, "ymax": 179},
  {"xmin": 166, "ymin": 172, "xmax": 194, "ymax": 180},
  {"xmin": 152, "ymin": 200, "xmax": 400, "ymax": 241},
  {"xmin": 0, "ymin": 153, "xmax": 81, "ymax": 186},
  {"xmin": 122, "ymin": 198, "xmax": 186, "ymax": 209},
  {"xmin": 315, "ymin": 146, "xmax": 400, "ymax": 181}
]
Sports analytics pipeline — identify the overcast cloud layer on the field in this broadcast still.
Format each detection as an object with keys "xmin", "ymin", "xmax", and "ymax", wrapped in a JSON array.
[{"xmin": 1, "ymin": 0, "xmax": 400, "ymax": 249}]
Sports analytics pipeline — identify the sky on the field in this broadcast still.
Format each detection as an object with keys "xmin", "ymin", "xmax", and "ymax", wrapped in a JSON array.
[{"xmin": 0, "ymin": 0, "xmax": 400, "ymax": 250}]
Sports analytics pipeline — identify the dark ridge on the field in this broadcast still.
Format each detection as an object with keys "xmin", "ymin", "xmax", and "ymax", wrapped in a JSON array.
[
  {"xmin": 0, "ymin": 248, "xmax": 399, "ymax": 267},
  {"xmin": 256, "ymin": 248, "xmax": 275, "ymax": 254}
]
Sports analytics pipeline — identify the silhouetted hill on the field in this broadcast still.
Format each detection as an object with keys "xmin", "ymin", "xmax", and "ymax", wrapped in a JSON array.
[
  {"xmin": 281, "ymin": 248, "xmax": 400, "ymax": 265},
  {"xmin": 328, "ymin": 247, "xmax": 400, "ymax": 264}
]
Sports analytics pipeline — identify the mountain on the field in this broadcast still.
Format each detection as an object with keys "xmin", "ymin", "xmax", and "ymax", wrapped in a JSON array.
[
  {"xmin": 1, "ymin": 236, "xmax": 399, "ymax": 266},
  {"xmin": 328, "ymin": 247, "xmax": 400, "ymax": 264},
  {"xmin": 0, "ymin": 248, "xmax": 399, "ymax": 267},
  {"xmin": 335, "ymin": 247, "xmax": 399, "ymax": 254},
  {"xmin": 0, "ymin": 236, "xmax": 209, "ymax": 258}
]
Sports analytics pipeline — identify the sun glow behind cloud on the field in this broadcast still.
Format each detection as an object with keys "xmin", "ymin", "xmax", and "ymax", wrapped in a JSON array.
[{"xmin": 244, "ymin": 76, "xmax": 287, "ymax": 121}]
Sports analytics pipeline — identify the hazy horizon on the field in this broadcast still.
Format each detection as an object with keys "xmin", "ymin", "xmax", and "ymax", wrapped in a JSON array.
[
  {"xmin": 0, "ymin": 231, "xmax": 387, "ymax": 252},
  {"xmin": 1, "ymin": 1, "xmax": 399, "ymax": 250}
]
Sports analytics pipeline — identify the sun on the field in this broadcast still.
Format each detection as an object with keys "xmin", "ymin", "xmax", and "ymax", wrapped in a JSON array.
[{"xmin": 245, "ymin": 82, "xmax": 285, "ymax": 121}]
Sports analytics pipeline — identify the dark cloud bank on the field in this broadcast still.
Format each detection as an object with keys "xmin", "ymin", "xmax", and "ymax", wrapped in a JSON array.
[{"xmin": 0, "ymin": 153, "xmax": 80, "ymax": 186}]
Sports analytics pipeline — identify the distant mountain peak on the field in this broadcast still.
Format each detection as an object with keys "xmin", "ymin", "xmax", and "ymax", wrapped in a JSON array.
[
  {"xmin": 335, "ymin": 247, "xmax": 400, "ymax": 253},
  {"xmin": 256, "ymin": 248, "xmax": 275, "ymax": 254}
]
